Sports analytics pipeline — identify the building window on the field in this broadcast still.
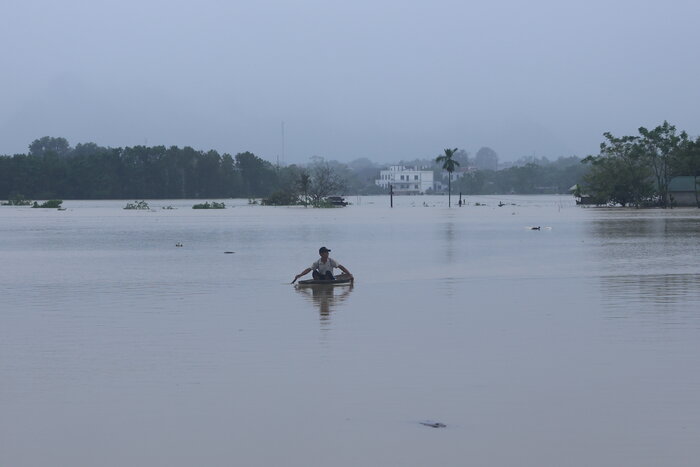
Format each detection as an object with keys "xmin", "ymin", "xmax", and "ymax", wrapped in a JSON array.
[{"xmin": 414, "ymin": 175, "xmax": 419, "ymax": 180}]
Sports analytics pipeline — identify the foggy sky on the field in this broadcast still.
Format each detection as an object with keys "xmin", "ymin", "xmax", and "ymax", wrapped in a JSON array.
[{"xmin": 2, "ymin": 0, "xmax": 699, "ymax": 163}]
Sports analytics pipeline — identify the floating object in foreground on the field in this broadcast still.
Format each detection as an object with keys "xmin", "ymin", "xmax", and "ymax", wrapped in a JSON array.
[
  {"xmin": 224, "ymin": 251, "xmax": 235, "ymax": 254},
  {"xmin": 175, "ymin": 242, "xmax": 183, "ymax": 247},
  {"xmin": 296, "ymin": 273, "xmax": 353, "ymax": 286},
  {"xmin": 420, "ymin": 421, "xmax": 447, "ymax": 428}
]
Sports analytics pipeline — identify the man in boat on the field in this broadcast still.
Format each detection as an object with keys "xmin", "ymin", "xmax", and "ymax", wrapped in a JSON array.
[{"xmin": 292, "ymin": 247, "xmax": 354, "ymax": 283}]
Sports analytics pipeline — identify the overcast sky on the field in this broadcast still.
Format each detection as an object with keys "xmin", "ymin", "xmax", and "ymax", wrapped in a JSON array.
[{"xmin": 2, "ymin": 0, "xmax": 699, "ymax": 163}]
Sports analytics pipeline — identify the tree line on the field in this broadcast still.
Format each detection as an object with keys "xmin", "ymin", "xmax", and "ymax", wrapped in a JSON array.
[
  {"xmin": 0, "ymin": 137, "xmax": 382, "ymax": 200},
  {"xmin": 400, "ymin": 150, "xmax": 589, "ymax": 196},
  {"xmin": 580, "ymin": 121, "xmax": 700, "ymax": 207},
  {"xmin": 17, "ymin": 133, "xmax": 695, "ymax": 204},
  {"xmin": 455, "ymin": 156, "xmax": 587, "ymax": 195}
]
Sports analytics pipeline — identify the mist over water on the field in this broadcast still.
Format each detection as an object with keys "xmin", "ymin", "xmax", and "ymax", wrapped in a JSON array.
[
  {"xmin": 4, "ymin": 1, "xmax": 700, "ymax": 161},
  {"xmin": 1, "ymin": 196, "xmax": 699, "ymax": 467}
]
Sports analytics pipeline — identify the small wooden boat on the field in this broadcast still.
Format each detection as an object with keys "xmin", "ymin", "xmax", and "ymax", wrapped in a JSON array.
[{"xmin": 297, "ymin": 273, "xmax": 353, "ymax": 286}]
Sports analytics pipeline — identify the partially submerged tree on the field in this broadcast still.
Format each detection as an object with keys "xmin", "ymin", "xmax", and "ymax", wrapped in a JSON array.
[
  {"xmin": 436, "ymin": 148, "xmax": 460, "ymax": 207},
  {"xmin": 637, "ymin": 121, "xmax": 688, "ymax": 208},
  {"xmin": 297, "ymin": 170, "xmax": 311, "ymax": 206},
  {"xmin": 308, "ymin": 160, "xmax": 346, "ymax": 204},
  {"xmin": 582, "ymin": 133, "xmax": 654, "ymax": 206}
]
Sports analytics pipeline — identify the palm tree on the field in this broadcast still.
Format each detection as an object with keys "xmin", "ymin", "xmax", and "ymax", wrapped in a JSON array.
[{"xmin": 436, "ymin": 148, "xmax": 460, "ymax": 207}]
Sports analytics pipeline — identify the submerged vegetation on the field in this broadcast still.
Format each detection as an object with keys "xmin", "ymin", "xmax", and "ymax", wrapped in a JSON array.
[
  {"xmin": 192, "ymin": 201, "xmax": 225, "ymax": 209},
  {"xmin": 1, "ymin": 194, "xmax": 32, "ymax": 206},
  {"xmin": 32, "ymin": 199, "xmax": 63, "ymax": 208},
  {"xmin": 124, "ymin": 200, "xmax": 150, "ymax": 210},
  {"xmin": 260, "ymin": 161, "xmax": 348, "ymax": 206}
]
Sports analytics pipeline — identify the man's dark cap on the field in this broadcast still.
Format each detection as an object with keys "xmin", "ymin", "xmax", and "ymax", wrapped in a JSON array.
[{"xmin": 319, "ymin": 246, "xmax": 331, "ymax": 253}]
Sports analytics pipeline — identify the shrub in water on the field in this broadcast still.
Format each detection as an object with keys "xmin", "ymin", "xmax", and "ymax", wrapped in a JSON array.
[
  {"xmin": 124, "ymin": 200, "xmax": 150, "ymax": 210},
  {"xmin": 1, "ymin": 194, "xmax": 32, "ymax": 206},
  {"xmin": 32, "ymin": 199, "xmax": 63, "ymax": 208},
  {"xmin": 261, "ymin": 190, "xmax": 300, "ymax": 206},
  {"xmin": 192, "ymin": 201, "xmax": 225, "ymax": 209}
]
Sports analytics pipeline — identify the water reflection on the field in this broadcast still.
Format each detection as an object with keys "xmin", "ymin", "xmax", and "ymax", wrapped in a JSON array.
[
  {"xmin": 601, "ymin": 273, "xmax": 700, "ymax": 310},
  {"xmin": 443, "ymin": 218, "xmax": 456, "ymax": 264},
  {"xmin": 588, "ymin": 214, "xmax": 700, "ymax": 274},
  {"xmin": 588, "ymin": 213, "xmax": 700, "ymax": 326},
  {"xmin": 294, "ymin": 284, "xmax": 354, "ymax": 321}
]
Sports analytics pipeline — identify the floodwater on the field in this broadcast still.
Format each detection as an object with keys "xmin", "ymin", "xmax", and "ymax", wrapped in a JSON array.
[{"xmin": 1, "ymin": 195, "xmax": 699, "ymax": 467}]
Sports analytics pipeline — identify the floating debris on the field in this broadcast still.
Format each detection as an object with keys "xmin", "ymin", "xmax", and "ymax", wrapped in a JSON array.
[
  {"xmin": 420, "ymin": 421, "xmax": 447, "ymax": 428},
  {"xmin": 175, "ymin": 242, "xmax": 183, "ymax": 247},
  {"xmin": 224, "ymin": 251, "xmax": 235, "ymax": 254}
]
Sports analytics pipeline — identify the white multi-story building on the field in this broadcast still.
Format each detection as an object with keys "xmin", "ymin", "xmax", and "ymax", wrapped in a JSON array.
[{"xmin": 375, "ymin": 166, "xmax": 434, "ymax": 194}]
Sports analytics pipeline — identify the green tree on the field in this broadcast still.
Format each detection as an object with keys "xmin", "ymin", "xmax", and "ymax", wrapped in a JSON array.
[
  {"xmin": 436, "ymin": 147, "xmax": 460, "ymax": 207},
  {"xmin": 637, "ymin": 121, "xmax": 688, "ymax": 207},
  {"xmin": 235, "ymin": 151, "xmax": 278, "ymax": 197},
  {"xmin": 582, "ymin": 133, "xmax": 654, "ymax": 206},
  {"xmin": 29, "ymin": 136, "xmax": 71, "ymax": 157},
  {"xmin": 298, "ymin": 170, "xmax": 311, "ymax": 206}
]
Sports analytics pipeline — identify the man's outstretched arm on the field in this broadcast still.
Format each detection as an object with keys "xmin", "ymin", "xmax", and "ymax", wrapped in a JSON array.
[{"xmin": 292, "ymin": 268, "xmax": 312, "ymax": 284}]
